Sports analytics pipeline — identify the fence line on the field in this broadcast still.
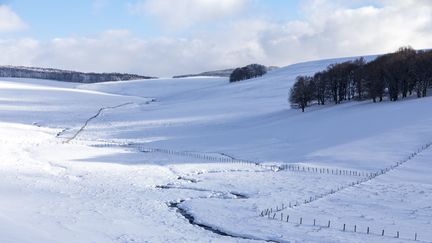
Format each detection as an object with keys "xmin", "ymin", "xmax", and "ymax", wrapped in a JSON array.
[
  {"xmin": 260, "ymin": 141, "xmax": 432, "ymax": 241},
  {"xmin": 81, "ymin": 140, "xmax": 275, "ymax": 169},
  {"xmin": 8, "ymin": 137, "xmax": 427, "ymax": 182},
  {"xmin": 262, "ymin": 212, "xmax": 424, "ymax": 242},
  {"xmin": 3, "ymin": 136, "xmax": 371, "ymax": 178},
  {"xmin": 76, "ymin": 139, "xmax": 371, "ymax": 178},
  {"xmin": 281, "ymin": 164, "xmax": 371, "ymax": 177},
  {"xmin": 14, "ymin": 135, "xmax": 430, "ymax": 242},
  {"xmin": 261, "ymin": 141, "xmax": 432, "ymax": 215}
]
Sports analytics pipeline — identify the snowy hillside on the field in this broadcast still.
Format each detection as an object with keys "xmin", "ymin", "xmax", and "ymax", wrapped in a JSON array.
[{"xmin": 0, "ymin": 55, "xmax": 431, "ymax": 243}]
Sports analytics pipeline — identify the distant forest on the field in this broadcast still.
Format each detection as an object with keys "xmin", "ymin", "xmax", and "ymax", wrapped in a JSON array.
[
  {"xmin": 229, "ymin": 64, "xmax": 268, "ymax": 82},
  {"xmin": 0, "ymin": 66, "xmax": 155, "ymax": 83},
  {"xmin": 173, "ymin": 69, "xmax": 235, "ymax": 78},
  {"xmin": 173, "ymin": 65, "xmax": 277, "ymax": 79},
  {"xmin": 289, "ymin": 47, "xmax": 432, "ymax": 112}
]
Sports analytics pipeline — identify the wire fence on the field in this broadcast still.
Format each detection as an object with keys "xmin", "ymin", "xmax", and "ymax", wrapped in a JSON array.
[
  {"xmin": 261, "ymin": 142, "xmax": 432, "ymax": 215},
  {"xmin": 12, "ymin": 129, "xmax": 432, "ymax": 242},
  {"xmin": 263, "ymin": 212, "xmax": 423, "ymax": 242},
  {"xmin": 260, "ymin": 141, "xmax": 432, "ymax": 242},
  {"xmin": 81, "ymin": 140, "xmax": 374, "ymax": 179},
  {"xmin": 90, "ymin": 141, "xmax": 280, "ymax": 170},
  {"xmin": 5, "ymin": 134, "xmax": 375, "ymax": 178},
  {"xmin": 281, "ymin": 164, "xmax": 371, "ymax": 177}
]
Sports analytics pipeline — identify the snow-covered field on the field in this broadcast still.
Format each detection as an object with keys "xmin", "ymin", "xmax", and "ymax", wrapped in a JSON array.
[{"xmin": 0, "ymin": 55, "xmax": 431, "ymax": 242}]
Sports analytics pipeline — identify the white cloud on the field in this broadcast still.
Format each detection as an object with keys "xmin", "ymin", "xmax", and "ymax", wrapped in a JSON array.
[
  {"xmin": 0, "ymin": 27, "xmax": 270, "ymax": 77},
  {"xmin": 129, "ymin": 0, "xmax": 248, "ymax": 29},
  {"xmin": 260, "ymin": 0, "xmax": 432, "ymax": 64},
  {"xmin": 0, "ymin": 38, "xmax": 39, "ymax": 65},
  {"xmin": 0, "ymin": 5, "xmax": 27, "ymax": 32},
  {"xmin": 1, "ymin": 1, "xmax": 432, "ymax": 77}
]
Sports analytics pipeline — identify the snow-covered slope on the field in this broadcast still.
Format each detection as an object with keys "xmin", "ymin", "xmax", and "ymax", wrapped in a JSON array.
[
  {"xmin": 0, "ymin": 54, "xmax": 431, "ymax": 242},
  {"xmin": 77, "ymin": 54, "xmax": 422, "ymax": 172}
]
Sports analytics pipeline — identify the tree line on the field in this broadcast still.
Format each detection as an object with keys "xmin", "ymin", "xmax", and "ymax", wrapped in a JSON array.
[
  {"xmin": 0, "ymin": 66, "xmax": 155, "ymax": 83},
  {"xmin": 289, "ymin": 47, "xmax": 432, "ymax": 112},
  {"xmin": 230, "ymin": 64, "xmax": 267, "ymax": 82}
]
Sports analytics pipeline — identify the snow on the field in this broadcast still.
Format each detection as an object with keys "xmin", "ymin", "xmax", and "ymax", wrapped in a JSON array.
[{"xmin": 0, "ymin": 55, "xmax": 431, "ymax": 242}]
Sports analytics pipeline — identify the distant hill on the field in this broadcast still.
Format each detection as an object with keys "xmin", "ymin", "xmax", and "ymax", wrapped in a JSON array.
[
  {"xmin": 0, "ymin": 66, "xmax": 156, "ymax": 83},
  {"xmin": 173, "ymin": 66, "xmax": 279, "ymax": 78}
]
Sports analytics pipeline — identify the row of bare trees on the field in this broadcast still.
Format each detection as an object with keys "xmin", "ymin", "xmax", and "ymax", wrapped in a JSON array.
[{"xmin": 289, "ymin": 47, "xmax": 432, "ymax": 112}]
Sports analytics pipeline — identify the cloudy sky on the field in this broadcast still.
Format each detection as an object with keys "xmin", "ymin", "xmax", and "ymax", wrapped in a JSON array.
[{"xmin": 0, "ymin": 0, "xmax": 431, "ymax": 77}]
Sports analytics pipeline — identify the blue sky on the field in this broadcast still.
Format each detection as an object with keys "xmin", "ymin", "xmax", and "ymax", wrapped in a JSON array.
[
  {"xmin": 0, "ymin": 0, "xmax": 431, "ymax": 76},
  {"xmin": 8, "ymin": 0, "xmax": 154, "ymax": 39},
  {"xmin": 7, "ymin": 0, "xmax": 303, "ymax": 40}
]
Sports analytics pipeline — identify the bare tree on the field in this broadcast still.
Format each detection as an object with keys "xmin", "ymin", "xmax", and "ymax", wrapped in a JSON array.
[{"xmin": 289, "ymin": 76, "xmax": 315, "ymax": 112}]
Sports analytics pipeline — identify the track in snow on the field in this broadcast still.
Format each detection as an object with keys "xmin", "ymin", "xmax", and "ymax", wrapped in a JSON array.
[{"xmin": 63, "ymin": 102, "xmax": 134, "ymax": 143}]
